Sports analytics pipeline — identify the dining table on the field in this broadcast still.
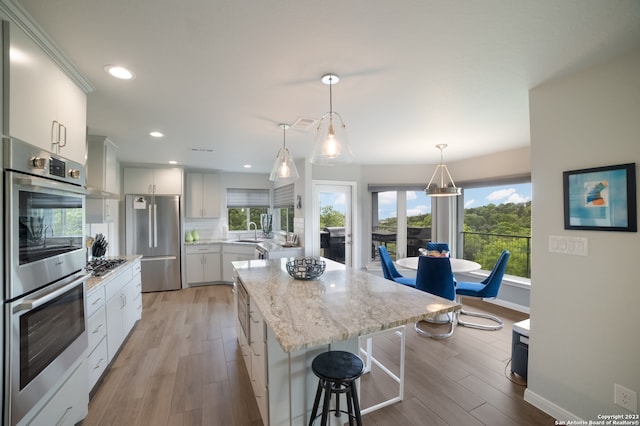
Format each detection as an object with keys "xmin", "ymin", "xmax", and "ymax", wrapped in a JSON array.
[{"xmin": 395, "ymin": 256, "xmax": 481, "ymax": 273}]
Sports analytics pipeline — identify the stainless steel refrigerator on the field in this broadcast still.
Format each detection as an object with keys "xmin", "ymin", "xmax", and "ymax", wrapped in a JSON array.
[{"xmin": 125, "ymin": 194, "xmax": 181, "ymax": 292}]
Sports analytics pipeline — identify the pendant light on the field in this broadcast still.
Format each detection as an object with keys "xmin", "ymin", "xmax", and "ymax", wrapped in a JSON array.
[
  {"xmin": 269, "ymin": 123, "xmax": 299, "ymax": 182},
  {"xmin": 310, "ymin": 74, "xmax": 354, "ymax": 165},
  {"xmin": 424, "ymin": 144, "xmax": 462, "ymax": 197}
]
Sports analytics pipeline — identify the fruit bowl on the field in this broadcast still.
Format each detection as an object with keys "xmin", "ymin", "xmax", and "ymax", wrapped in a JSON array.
[{"xmin": 286, "ymin": 258, "xmax": 326, "ymax": 280}]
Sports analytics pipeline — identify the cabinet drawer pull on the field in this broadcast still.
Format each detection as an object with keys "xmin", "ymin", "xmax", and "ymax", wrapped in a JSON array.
[
  {"xmin": 93, "ymin": 358, "xmax": 105, "ymax": 370},
  {"xmin": 92, "ymin": 324, "xmax": 103, "ymax": 334},
  {"xmin": 91, "ymin": 297, "xmax": 102, "ymax": 306}
]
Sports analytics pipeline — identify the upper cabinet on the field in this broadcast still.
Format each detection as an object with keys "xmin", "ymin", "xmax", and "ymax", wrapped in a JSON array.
[
  {"xmin": 186, "ymin": 172, "xmax": 220, "ymax": 218},
  {"xmin": 123, "ymin": 167, "xmax": 183, "ymax": 195},
  {"xmin": 8, "ymin": 19, "xmax": 87, "ymax": 164},
  {"xmin": 87, "ymin": 135, "xmax": 119, "ymax": 195}
]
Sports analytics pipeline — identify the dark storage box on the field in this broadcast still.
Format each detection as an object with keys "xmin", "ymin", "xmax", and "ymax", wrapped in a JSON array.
[{"xmin": 511, "ymin": 319, "xmax": 530, "ymax": 380}]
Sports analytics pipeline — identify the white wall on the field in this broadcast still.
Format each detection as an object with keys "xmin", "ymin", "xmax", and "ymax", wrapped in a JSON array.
[{"xmin": 527, "ymin": 48, "xmax": 640, "ymax": 420}]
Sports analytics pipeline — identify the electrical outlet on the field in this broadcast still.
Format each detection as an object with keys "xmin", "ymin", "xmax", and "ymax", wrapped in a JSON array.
[{"xmin": 615, "ymin": 383, "xmax": 638, "ymax": 413}]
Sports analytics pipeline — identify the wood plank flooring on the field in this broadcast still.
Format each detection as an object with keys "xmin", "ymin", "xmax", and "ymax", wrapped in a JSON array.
[{"xmin": 82, "ymin": 285, "xmax": 554, "ymax": 426}]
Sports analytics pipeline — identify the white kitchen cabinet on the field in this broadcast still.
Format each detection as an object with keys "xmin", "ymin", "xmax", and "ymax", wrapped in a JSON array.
[
  {"xmin": 186, "ymin": 244, "xmax": 222, "ymax": 284},
  {"xmin": 87, "ymin": 136, "xmax": 119, "ymax": 194},
  {"xmin": 87, "ymin": 339, "xmax": 108, "ymax": 392},
  {"xmin": 233, "ymin": 276, "xmax": 268, "ymax": 424},
  {"xmin": 186, "ymin": 173, "xmax": 220, "ymax": 218},
  {"xmin": 87, "ymin": 259, "xmax": 141, "ymax": 393},
  {"xmin": 87, "ymin": 298, "xmax": 107, "ymax": 355},
  {"xmin": 8, "ymin": 20, "xmax": 87, "ymax": 164},
  {"xmin": 104, "ymin": 261, "xmax": 139, "ymax": 362},
  {"xmin": 123, "ymin": 167, "xmax": 183, "ymax": 195},
  {"xmin": 26, "ymin": 359, "xmax": 89, "ymax": 426},
  {"xmin": 222, "ymin": 243, "xmax": 257, "ymax": 282},
  {"xmin": 86, "ymin": 136, "xmax": 120, "ymax": 224},
  {"xmin": 105, "ymin": 277, "xmax": 127, "ymax": 363},
  {"xmin": 86, "ymin": 198, "xmax": 118, "ymax": 223},
  {"xmin": 123, "ymin": 263, "xmax": 142, "ymax": 332},
  {"xmin": 85, "ymin": 285, "xmax": 107, "ymax": 392},
  {"xmin": 249, "ymin": 304, "xmax": 268, "ymax": 422}
]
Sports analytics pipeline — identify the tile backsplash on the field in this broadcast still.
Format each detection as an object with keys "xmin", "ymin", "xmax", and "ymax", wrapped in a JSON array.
[{"xmin": 184, "ymin": 218, "xmax": 226, "ymax": 240}]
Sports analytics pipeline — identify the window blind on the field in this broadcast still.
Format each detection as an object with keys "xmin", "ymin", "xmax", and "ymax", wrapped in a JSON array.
[
  {"xmin": 273, "ymin": 184, "xmax": 295, "ymax": 208},
  {"xmin": 226, "ymin": 188, "xmax": 270, "ymax": 208}
]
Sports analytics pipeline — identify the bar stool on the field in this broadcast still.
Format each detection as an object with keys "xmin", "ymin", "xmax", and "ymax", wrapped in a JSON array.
[{"xmin": 309, "ymin": 350, "xmax": 364, "ymax": 426}]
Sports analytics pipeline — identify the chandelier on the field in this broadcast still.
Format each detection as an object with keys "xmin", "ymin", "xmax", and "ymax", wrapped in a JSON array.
[{"xmin": 424, "ymin": 144, "xmax": 462, "ymax": 197}]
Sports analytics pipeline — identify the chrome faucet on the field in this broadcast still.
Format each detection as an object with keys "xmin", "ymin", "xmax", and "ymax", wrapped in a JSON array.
[
  {"xmin": 249, "ymin": 222, "xmax": 258, "ymax": 241},
  {"xmin": 43, "ymin": 225, "xmax": 54, "ymax": 246}
]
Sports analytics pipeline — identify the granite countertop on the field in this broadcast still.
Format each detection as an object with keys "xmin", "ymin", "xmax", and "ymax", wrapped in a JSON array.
[
  {"xmin": 233, "ymin": 257, "xmax": 461, "ymax": 353},
  {"xmin": 184, "ymin": 239, "xmax": 227, "ymax": 245},
  {"xmin": 86, "ymin": 255, "xmax": 142, "ymax": 292},
  {"xmin": 185, "ymin": 239, "xmax": 301, "ymax": 251}
]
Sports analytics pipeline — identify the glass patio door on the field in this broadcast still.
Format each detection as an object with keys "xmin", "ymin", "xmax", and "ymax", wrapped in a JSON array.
[{"xmin": 313, "ymin": 183, "xmax": 353, "ymax": 266}]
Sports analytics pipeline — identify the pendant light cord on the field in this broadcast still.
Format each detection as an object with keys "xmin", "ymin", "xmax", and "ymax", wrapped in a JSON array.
[{"xmin": 329, "ymin": 75, "xmax": 333, "ymax": 114}]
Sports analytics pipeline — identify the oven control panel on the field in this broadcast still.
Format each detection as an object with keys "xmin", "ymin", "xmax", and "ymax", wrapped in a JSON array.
[
  {"xmin": 48, "ymin": 156, "xmax": 66, "ymax": 178},
  {"xmin": 4, "ymin": 137, "xmax": 85, "ymax": 187}
]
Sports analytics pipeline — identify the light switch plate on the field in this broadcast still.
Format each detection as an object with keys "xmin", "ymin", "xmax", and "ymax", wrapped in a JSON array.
[{"xmin": 549, "ymin": 236, "xmax": 588, "ymax": 256}]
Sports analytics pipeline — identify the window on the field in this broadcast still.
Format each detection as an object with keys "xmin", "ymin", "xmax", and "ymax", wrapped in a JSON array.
[
  {"xmin": 226, "ymin": 188, "xmax": 269, "ymax": 231},
  {"xmin": 273, "ymin": 184, "xmax": 295, "ymax": 233},
  {"xmin": 370, "ymin": 186, "xmax": 432, "ymax": 261},
  {"xmin": 459, "ymin": 181, "xmax": 532, "ymax": 278}
]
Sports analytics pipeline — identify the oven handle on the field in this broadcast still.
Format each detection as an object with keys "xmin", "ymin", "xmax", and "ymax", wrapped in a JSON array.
[
  {"xmin": 13, "ymin": 273, "xmax": 87, "ymax": 313},
  {"xmin": 13, "ymin": 176, "xmax": 86, "ymax": 195}
]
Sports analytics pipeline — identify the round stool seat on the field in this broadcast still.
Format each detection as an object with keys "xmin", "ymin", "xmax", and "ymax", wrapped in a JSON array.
[{"xmin": 312, "ymin": 350, "xmax": 364, "ymax": 382}]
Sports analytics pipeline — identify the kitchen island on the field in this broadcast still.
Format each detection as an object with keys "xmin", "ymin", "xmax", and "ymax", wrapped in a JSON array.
[{"xmin": 232, "ymin": 257, "xmax": 460, "ymax": 425}]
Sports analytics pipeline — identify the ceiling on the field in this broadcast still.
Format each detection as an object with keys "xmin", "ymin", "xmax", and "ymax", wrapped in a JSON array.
[{"xmin": 13, "ymin": 0, "xmax": 640, "ymax": 173}]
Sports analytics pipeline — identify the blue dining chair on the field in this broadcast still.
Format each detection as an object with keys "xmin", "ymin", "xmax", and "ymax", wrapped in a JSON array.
[
  {"xmin": 455, "ymin": 250, "xmax": 510, "ymax": 330},
  {"xmin": 414, "ymin": 255, "xmax": 457, "ymax": 338},
  {"xmin": 426, "ymin": 242, "xmax": 450, "ymax": 253},
  {"xmin": 378, "ymin": 246, "xmax": 416, "ymax": 287}
]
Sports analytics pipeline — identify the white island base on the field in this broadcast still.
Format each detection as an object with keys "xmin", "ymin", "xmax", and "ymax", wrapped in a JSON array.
[{"xmin": 253, "ymin": 323, "xmax": 405, "ymax": 426}]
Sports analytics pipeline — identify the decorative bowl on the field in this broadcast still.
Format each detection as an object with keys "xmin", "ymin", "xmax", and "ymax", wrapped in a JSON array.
[{"xmin": 286, "ymin": 258, "xmax": 326, "ymax": 280}]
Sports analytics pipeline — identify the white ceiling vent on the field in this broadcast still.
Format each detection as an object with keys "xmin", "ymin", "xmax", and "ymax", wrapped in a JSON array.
[
  {"xmin": 189, "ymin": 147, "xmax": 214, "ymax": 153},
  {"xmin": 291, "ymin": 117, "xmax": 318, "ymax": 132}
]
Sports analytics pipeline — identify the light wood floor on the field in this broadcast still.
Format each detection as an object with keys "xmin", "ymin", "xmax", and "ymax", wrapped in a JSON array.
[{"xmin": 82, "ymin": 285, "xmax": 554, "ymax": 426}]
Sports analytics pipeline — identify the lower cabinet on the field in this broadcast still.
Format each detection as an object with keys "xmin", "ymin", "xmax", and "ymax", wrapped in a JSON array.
[
  {"xmin": 223, "ymin": 243, "xmax": 257, "ymax": 282},
  {"xmin": 87, "ymin": 258, "xmax": 142, "ymax": 392},
  {"xmin": 27, "ymin": 359, "xmax": 89, "ymax": 426},
  {"xmin": 249, "ymin": 305, "xmax": 268, "ymax": 422},
  {"xmin": 186, "ymin": 244, "xmax": 222, "ymax": 284}
]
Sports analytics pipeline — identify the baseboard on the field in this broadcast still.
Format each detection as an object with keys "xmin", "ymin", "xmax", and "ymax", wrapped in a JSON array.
[
  {"xmin": 485, "ymin": 298, "xmax": 530, "ymax": 314},
  {"xmin": 524, "ymin": 389, "xmax": 581, "ymax": 421}
]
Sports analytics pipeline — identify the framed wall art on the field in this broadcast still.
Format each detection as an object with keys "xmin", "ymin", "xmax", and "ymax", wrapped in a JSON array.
[{"xmin": 563, "ymin": 163, "xmax": 637, "ymax": 232}]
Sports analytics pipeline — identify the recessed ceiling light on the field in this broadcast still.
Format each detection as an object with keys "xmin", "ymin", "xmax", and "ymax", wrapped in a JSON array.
[
  {"xmin": 104, "ymin": 65, "xmax": 135, "ymax": 80},
  {"xmin": 168, "ymin": 160, "xmax": 177, "ymax": 165},
  {"xmin": 243, "ymin": 164, "xmax": 252, "ymax": 168},
  {"xmin": 149, "ymin": 131, "xmax": 164, "ymax": 138}
]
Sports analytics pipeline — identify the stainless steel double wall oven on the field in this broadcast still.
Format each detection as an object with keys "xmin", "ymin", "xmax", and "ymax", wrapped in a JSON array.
[{"xmin": 3, "ymin": 138, "xmax": 89, "ymax": 425}]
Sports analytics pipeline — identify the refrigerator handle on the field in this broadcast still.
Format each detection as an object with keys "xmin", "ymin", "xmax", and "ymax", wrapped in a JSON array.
[
  {"xmin": 148, "ymin": 205, "xmax": 153, "ymax": 248},
  {"xmin": 154, "ymin": 203, "xmax": 158, "ymax": 248}
]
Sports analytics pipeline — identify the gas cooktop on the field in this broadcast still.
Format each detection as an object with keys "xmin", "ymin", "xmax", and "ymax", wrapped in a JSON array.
[{"xmin": 86, "ymin": 258, "xmax": 127, "ymax": 277}]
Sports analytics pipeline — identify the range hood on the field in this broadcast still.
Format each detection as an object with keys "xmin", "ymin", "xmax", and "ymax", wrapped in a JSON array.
[{"xmin": 86, "ymin": 135, "xmax": 120, "ymax": 200}]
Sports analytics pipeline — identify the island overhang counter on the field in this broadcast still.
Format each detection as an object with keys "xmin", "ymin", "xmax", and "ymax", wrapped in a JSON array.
[{"xmin": 232, "ymin": 257, "xmax": 460, "ymax": 425}]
